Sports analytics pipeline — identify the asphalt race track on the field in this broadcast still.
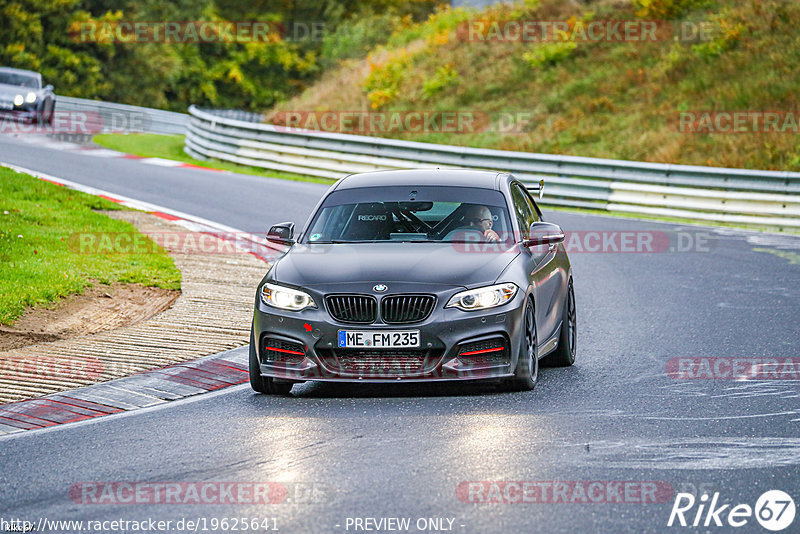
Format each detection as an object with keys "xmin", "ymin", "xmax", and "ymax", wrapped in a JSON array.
[{"xmin": 1, "ymin": 134, "xmax": 800, "ymax": 533}]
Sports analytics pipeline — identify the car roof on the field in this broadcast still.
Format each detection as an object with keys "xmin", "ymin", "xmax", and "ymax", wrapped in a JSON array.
[
  {"xmin": 333, "ymin": 169, "xmax": 508, "ymax": 191},
  {"xmin": 0, "ymin": 67, "xmax": 41, "ymax": 77}
]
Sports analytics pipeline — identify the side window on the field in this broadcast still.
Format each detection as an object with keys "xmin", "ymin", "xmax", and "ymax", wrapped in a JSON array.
[
  {"xmin": 523, "ymin": 189, "xmax": 542, "ymax": 221},
  {"xmin": 510, "ymin": 184, "xmax": 536, "ymax": 239}
]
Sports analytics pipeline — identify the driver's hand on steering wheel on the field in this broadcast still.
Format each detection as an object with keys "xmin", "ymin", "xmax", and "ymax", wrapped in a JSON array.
[{"xmin": 484, "ymin": 229, "xmax": 500, "ymax": 242}]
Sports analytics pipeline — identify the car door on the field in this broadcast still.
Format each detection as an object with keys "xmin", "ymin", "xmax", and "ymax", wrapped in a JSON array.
[{"xmin": 510, "ymin": 183, "xmax": 561, "ymax": 347}]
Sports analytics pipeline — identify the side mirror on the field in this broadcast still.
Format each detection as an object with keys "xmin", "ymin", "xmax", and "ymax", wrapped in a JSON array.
[
  {"xmin": 523, "ymin": 221, "xmax": 565, "ymax": 248},
  {"xmin": 45, "ymin": 84, "xmax": 54, "ymax": 91},
  {"xmin": 266, "ymin": 222, "xmax": 295, "ymax": 245}
]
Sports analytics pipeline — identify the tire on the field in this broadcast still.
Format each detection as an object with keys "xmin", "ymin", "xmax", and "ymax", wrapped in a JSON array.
[
  {"xmin": 504, "ymin": 298, "xmax": 538, "ymax": 391},
  {"xmin": 34, "ymin": 99, "xmax": 49, "ymax": 124},
  {"xmin": 541, "ymin": 279, "xmax": 576, "ymax": 367},
  {"xmin": 42, "ymin": 100, "xmax": 54, "ymax": 125},
  {"xmin": 249, "ymin": 326, "xmax": 293, "ymax": 395}
]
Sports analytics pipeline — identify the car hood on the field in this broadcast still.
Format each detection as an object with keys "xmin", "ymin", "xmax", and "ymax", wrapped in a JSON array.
[
  {"xmin": 0, "ymin": 84, "xmax": 31, "ymax": 99},
  {"xmin": 272, "ymin": 242, "xmax": 519, "ymax": 290}
]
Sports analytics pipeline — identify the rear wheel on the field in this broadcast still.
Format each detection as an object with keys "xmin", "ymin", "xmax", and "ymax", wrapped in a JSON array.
[
  {"xmin": 542, "ymin": 279, "xmax": 576, "ymax": 367},
  {"xmin": 504, "ymin": 299, "xmax": 538, "ymax": 391},
  {"xmin": 249, "ymin": 326, "xmax": 293, "ymax": 395}
]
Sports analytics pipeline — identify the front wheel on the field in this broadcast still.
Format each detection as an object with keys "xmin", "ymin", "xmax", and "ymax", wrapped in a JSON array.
[
  {"xmin": 542, "ymin": 279, "xmax": 576, "ymax": 367},
  {"xmin": 249, "ymin": 326, "xmax": 293, "ymax": 395},
  {"xmin": 36, "ymin": 99, "xmax": 54, "ymax": 125},
  {"xmin": 44, "ymin": 100, "xmax": 54, "ymax": 125},
  {"xmin": 504, "ymin": 299, "xmax": 538, "ymax": 391}
]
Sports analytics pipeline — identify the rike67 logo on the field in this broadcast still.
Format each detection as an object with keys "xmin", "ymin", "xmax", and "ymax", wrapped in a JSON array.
[{"xmin": 668, "ymin": 490, "xmax": 796, "ymax": 531}]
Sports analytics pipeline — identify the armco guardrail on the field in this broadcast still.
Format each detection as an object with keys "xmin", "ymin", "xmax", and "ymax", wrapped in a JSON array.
[
  {"xmin": 56, "ymin": 96, "xmax": 189, "ymax": 135},
  {"xmin": 185, "ymin": 105, "xmax": 800, "ymax": 230}
]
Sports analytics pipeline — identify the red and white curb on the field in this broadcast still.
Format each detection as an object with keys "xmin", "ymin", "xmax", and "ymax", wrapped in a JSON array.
[
  {"xmin": 0, "ymin": 347, "xmax": 249, "ymax": 436},
  {"xmin": 0, "ymin": 162, "xmax": 284, "ymax": 434},
  {"xmin": 12, "ymin": 134, "xmax": 227, "ymax": 172}
]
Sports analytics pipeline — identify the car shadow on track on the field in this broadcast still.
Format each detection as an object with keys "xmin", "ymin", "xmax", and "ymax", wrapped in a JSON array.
[{"xmin": 279, "ymin": 378, "xmax": 532, "ymax": 398}]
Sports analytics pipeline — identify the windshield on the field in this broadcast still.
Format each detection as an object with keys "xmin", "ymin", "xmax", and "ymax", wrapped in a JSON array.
[
  {"xmin": 304, "ymin": 186, "xmax": 513, "ymax": 244},
  {"xmin": 0, "ymin": 72, "xmax": 40, "ymax": 88}
]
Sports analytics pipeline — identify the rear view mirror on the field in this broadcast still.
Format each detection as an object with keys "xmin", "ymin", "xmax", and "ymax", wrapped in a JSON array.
[
  {"xmin": 397, "ymin": 201, "xmax": 434, "ymax": 212},
  {"xmin": 523, "ymin": 222, "xmax": 565, "ymax": 247},
  {"xmin": 267, "ymin": 222, "xmax": 295, "ymax": 245}
]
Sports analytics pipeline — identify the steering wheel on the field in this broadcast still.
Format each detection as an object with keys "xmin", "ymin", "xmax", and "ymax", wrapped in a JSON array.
[{"xmin": 441, "ymin": 228, "xmax": 487, "ymax": 242}]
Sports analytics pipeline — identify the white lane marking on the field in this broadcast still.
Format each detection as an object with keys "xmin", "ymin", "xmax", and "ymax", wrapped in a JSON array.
[
  {"xmin": 746, "ymin": 233, "xmax": 800, "ymax": 250},
  {"xmin": 140, "ymin": 157, "xmax": 184, "ymax": 167},
  {"xmin": 2, "ymin": 133, "xmax": 227, "ymax": 172},
  {"xmin": 79, "ymin": 148, "xmax": 129, "ymax": 158}
]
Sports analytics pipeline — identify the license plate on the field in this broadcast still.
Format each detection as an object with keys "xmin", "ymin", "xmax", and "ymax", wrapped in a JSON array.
[{"xmin": 338, "ymin": 330, "xmax": 420, "ymax": 348}]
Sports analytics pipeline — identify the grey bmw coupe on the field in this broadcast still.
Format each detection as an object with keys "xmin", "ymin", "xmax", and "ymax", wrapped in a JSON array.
[{"xmin": 250, "ymin": 169, "xmax": 575, "ymax": 394}]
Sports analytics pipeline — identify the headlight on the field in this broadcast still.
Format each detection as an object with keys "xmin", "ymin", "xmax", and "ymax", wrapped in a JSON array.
[
  {"xmin": 25, "ymin": 92, "xmax": 37, "ymax": 103},
  {"xmin": 13, "ymin": 95, "xmax": 23, "ymax": 106},
  {"xmin": 260, "ymin": 282, "xmax": 316, "ymax": 311},
  {"xmin": 445, "ymin": 283, "xmax": 518, "ymax": 311}
]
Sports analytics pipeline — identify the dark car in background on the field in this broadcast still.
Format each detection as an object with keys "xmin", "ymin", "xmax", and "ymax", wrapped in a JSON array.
[
  {"xmin": 0, "ymin": 67, "xmax": 55, "ymax": 124},
  {"xmin": 250, "ymin": 169, "xmax": 576, "ymax": 395}
]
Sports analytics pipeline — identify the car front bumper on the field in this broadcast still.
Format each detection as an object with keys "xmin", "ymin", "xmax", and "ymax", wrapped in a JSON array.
[
  {"xmin": 0, "ymin": 106, "xmax": 38, "ymax": 123},
  {"xmin": 253, "ymin": 292, "xmax": 525, "ymax": 383}
]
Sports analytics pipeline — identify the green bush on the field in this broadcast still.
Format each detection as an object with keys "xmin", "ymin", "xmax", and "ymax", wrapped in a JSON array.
[
  {"xmin": 632, "ymin": 0, "xmax": 710, "ymax": 19},
  {"xmin": 522, "ymin": 41, "xmax": 578, "ymax": 68},
  {"xmin": 691, "ymin": 14, "xmax": 745, "ymax": 59},
  {"xmin": 363, "ymin": 49, "xmax": 412, "ymax": 108},
  {"xmin": 422, "ymin": 64, "xmax": 458, "ymax": 98},
  {"xmin": 388, "ymin": 5, "xmax": 476, "ymax": 48},
  {"xmin": 321, "ymin": 13, "xmax": 400, "ymax": 66}
]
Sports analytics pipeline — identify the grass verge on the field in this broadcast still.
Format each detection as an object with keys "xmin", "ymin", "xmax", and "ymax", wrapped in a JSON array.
[
  {"xmin": 0, "ymin": 166, "xmax": 181, "ymax": 325},
  {"xmin": 93, "ymin": 133, "xmax": 335, "ymax": 185}
]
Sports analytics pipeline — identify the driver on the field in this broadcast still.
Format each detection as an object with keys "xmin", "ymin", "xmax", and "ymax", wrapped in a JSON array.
[{"xmin": 461, "ymin": 204, "xmax": 500, "ymax": 242}]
